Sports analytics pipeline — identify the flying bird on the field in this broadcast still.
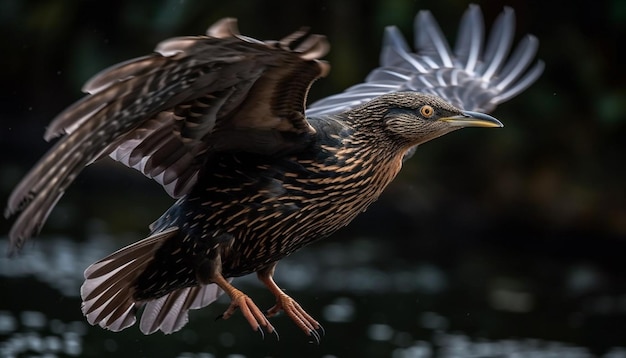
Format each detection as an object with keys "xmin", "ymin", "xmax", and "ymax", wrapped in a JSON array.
[{"xmin": 5, "ymin": 4, "xmax": 543, "ymax": 341}]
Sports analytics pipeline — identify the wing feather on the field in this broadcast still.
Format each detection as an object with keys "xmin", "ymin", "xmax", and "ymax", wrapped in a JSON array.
[
  {"xmin": 454, "ymin": 4, "xmax": 484, "ymax": 73},
  {"xmin": 307, "ymin": 5, "xmax": 543, "ymax": 116},
  {"xmin": 6, "ymin": 19, "xmax": 329, "ymax": 248}
]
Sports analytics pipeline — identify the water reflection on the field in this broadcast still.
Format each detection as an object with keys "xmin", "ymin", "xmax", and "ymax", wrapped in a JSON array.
[
  {"xmin": 0, "ymin": 236, "xmax": 117, "ymax": 297},
  {"xmin": 1, "ymin": 235, "xmax": 625, "ymax": 357},
  {"xmin": 0, "ymin": 310, "xmax": 86, "ymax": 357}
]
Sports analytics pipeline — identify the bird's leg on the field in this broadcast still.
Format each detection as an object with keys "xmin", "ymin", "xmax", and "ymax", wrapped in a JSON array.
[
  {"xmin": 257, "ymin": 264, "xmax": 323, "ymax": 342},
  {"xmin": 211, "ymin": 272, "xmax": 276, "ymax": 337}
]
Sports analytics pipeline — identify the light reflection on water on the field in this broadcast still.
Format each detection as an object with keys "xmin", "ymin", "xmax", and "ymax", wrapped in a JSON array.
[
  {"xmin": 1, "ymin": 235, "xmax": 625, "ymax": 357},
  {"xmin": 0, "ymin": 235, "xmax": 117, "ymax": 297},
  {"xmin": 0, "ymin": 310, "xmax": 85, "ymax": 357}
]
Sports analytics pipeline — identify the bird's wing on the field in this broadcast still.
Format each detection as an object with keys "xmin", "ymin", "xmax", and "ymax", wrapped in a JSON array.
[
  {"xmin": 5, "ymin": 19, "xmax": 329, "ymax": 248},
  {"xmin": 307, "ymin": 4, "xmax": 544, "ymax": 116}
]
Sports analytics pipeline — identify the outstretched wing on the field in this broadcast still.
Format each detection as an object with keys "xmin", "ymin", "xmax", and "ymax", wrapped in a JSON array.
[
  {"xmin": 5, "ymin": 18, "xmax": 329, "ymax": 249},
  {"xmin": 307, "ymin": 4, "xmax": 544, "ymax": 116}
]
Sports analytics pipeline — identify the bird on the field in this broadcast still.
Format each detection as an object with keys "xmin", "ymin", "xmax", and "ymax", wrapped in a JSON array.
[{"xmin": 4, "ymin": 4, "xmax": 543, "ymax": 341}]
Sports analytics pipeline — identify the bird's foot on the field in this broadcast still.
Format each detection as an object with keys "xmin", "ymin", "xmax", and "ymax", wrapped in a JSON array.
[
  {"xmin": 221, "ymin": 291, "xmax": 277, "ymax": 339},
  {"xmin": 267, "ymin": 293, "xmax": 324, "ymax": 343}
]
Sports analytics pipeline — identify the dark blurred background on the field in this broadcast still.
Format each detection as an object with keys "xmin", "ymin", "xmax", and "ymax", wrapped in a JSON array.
[{"xmin": 1, "ymin": 0, "xmax": 625, "ymax": 357}]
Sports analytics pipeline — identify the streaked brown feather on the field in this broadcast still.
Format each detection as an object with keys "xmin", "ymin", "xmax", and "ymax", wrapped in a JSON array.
[{"xmin": 5, "ymin": 20, "xmax": 329, "ymax": 245}]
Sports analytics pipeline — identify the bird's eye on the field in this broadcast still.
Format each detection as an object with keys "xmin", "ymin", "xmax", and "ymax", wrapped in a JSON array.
[{"xmin": 420, "ymin": 105, "xmax": 434, "ymax": 118}]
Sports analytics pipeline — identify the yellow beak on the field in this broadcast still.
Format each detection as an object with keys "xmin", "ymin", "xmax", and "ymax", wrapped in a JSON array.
[{"xmin": 439, "ymin": 110, "xmax": 503, "ymax": 128}]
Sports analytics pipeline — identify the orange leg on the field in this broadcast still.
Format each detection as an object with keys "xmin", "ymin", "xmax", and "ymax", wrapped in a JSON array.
[
  {"xmin": 257, "ymin": 265, "xmax": 324, "ymax": 343},
  {"xmin": 212, "ymin": 273, "xmax": 276, "ymax": 338}
]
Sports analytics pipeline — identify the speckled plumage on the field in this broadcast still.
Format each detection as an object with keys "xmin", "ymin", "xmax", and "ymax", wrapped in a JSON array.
[
  {"xmin": 142, "ymin": 103, "xmax": 406, "ymax": 282},
  {"xmin": 5, "ymin": 5, "xmax": 542, "ymax": 340}
]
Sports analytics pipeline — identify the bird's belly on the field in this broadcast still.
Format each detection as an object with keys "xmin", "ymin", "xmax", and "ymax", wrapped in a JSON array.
[
  {"xmin": 174, "ymin": 150, "xmax": 403, "ymax": 277},
  {"xmin": 203, "ymin": 180, "xmax": 381, "ymax": 276}
]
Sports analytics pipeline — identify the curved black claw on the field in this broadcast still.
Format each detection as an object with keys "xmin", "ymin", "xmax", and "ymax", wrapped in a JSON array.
[
  {"xmin": 317, "ymin": 324, "xmax": 326, "ymax": 337},
  {"xmin": 308, "ymin": 328, "xmax": 321, "ymax": 345},
  {"xmin": 257, "ymin": 326, "xmax": 280, "ymax": 341},
  {"xmin": 215, "ymin": 313, "xmax": 278, "ymax": 341},
  {"xmin": 305, "ymin": 323, "xmax": 325, "ymax": 344}
]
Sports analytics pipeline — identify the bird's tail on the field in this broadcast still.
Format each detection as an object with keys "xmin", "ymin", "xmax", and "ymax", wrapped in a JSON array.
[{"xmin": 81, "ymin": 227, "xmax": 228, "ymax": 334}]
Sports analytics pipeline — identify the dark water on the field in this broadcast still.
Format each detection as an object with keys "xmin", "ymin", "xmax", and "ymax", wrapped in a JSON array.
[{"xmin": 1, "ymin": 233, "xmax": 625, "ymax": 358}]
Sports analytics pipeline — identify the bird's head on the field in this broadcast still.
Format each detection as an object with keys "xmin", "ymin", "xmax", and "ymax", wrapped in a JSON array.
[{"xmin": 351, "ymin": 92, "xmax": 502, "ymax": 149}]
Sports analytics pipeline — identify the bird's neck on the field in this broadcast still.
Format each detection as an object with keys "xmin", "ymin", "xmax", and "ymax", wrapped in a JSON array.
[{"xmin": 307, "ymin": 115, "xmax": 407, "ymax": 203}]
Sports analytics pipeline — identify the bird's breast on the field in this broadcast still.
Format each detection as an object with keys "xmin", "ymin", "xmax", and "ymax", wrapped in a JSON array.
[{"xmin": 179, "ymin": 140, "xmax": 404, "ymax": 275}]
